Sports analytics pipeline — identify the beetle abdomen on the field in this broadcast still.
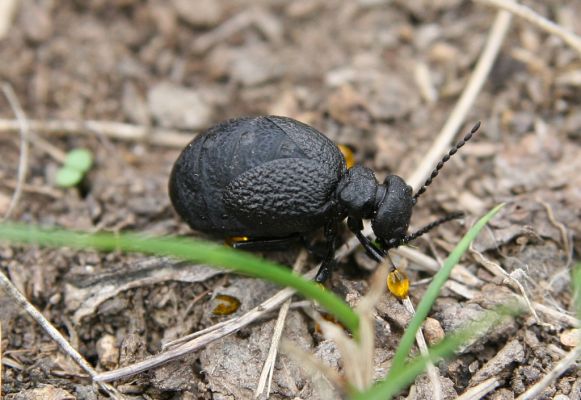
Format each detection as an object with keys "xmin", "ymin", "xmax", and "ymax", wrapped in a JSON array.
[
  {"xmin": 169, "ymin": 116, "xmax": 346, "ymax": 237},
  {"xmin": 223, "ymin": 158, "xmax": 338, "ymax": 236}
]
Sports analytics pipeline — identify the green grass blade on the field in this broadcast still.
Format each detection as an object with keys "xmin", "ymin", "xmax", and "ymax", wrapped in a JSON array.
[
  {"xmin": 0, "ymin": 223, "xmax": 360, "ymax": 334},
  {"xmin": 573, "ymin": 263, "xmax": 581, "ymax": 319},
  {"xmin": 388, "ymin": 203, "xmax": 505, "ymax": 375},
  {"xmin": 353, "ymin": 306, "xmax": 518, "ymax": 400}
]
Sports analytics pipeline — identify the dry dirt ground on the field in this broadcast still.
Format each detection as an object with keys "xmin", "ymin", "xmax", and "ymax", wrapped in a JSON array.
[{"xmin": 0, "ymin": 0, "xmax": 580, "ymax": 399}]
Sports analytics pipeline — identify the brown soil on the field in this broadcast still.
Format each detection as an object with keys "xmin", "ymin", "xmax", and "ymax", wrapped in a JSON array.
[{"xmin": 0, "ymin": 0, "xmax": 579, "ymax": 399}]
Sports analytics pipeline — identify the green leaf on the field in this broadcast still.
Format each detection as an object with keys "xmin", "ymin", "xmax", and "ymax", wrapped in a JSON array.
[
  {"xmin": 55, "ymin": 167, "xmax": 83, "ymax": 188},
  {"xmin": 65, "ymin": 148, "xmax": 93, "ymax": 173},
  {"xmin": 0, "ymin": 223, "xmax": 360, "ymax": 335}
]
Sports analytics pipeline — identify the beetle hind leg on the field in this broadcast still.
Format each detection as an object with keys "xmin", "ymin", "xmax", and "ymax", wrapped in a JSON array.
[{"xmin": 314, "ymin": 220, "xmax": 339, "ymax": 283}]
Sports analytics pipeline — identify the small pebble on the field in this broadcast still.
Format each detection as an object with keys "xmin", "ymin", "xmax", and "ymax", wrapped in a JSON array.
[
  {"xmin": 97, "ymin": 334, "xmax": 119, "ymax": 369},
  {"xmin": 148, "ymin": 82, "xmax": 213, "ymax": 129},
  {"xmin": 423, "ymin": 317, "xmax": 445, "ymax": 346},
  {"xmin": 560, "ymin": 329, "xmax": 580, "ymax": 348}
]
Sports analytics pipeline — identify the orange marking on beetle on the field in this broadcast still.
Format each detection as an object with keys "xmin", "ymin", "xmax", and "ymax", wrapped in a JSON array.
[
  {"xmin": 211, "ymin": 294, "xmax": 241, "ymax": 315},
  {"xmin": 224, "ymin": 236, "xmax": 249, "ymax": 247},
  {"xmin": 337, "ymin": 144, "xmax": 355, "ymax": 169}
]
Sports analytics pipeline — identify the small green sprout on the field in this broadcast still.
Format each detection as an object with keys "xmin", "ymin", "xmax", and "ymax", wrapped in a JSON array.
[{"xmin": 55, "ymin": 148, "xmax": 93, "ymax": 188}]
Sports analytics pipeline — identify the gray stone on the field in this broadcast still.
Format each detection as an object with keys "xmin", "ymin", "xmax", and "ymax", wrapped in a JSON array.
[{"xmin": 148, "ymin": 82, "xmax": 213, "ymax": 130}]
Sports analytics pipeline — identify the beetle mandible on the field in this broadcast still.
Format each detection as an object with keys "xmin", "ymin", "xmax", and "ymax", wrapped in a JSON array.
[{"xmin": 169, "ymin": 115, "xmax": 480, "ymax": 282}]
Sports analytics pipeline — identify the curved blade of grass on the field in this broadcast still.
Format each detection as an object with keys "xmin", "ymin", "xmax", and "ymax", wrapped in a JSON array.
[
  {"xmin": 0, "ymin": 223, "xmax": 359, "ymax": 335},
  {"xmin": 388, "ymin": 203, "xmax": 505, "ymax": 375},
  {"xmin": 353, "ymin": 305, "xmax": 518, "ymax": 400}
]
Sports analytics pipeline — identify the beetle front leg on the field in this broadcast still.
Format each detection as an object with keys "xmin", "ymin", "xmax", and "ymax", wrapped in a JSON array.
[
  {"xmin": 347, "ymin": 217, "xmax": 386, "ymax": 263},
  {"xmin": 314, "ymin": 220, "xmax": 339, "ymax": 283}
]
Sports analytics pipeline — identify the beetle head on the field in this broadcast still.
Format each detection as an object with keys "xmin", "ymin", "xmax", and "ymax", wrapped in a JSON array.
[
  {"xmin": 338, "ymin": 122, "xmax": 481, "ymax": 253},
  {"xmin": 371, "ymin": 175, "xmax": 413, "ymax": 249},
  {"xmin": 374, "ymin": 121, "xmax": 482, "ymax": 250}
]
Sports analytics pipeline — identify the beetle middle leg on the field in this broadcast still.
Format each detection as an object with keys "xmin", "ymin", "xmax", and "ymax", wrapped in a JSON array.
[{"xmin": 314, "ymin": 219, "xmax": 340, "ymax": 283}]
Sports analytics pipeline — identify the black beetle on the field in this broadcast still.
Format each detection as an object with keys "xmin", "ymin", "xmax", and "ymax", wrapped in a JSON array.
[{"xmin": 169, "ymin": 116, "xmax": 480, "ymax": 282}]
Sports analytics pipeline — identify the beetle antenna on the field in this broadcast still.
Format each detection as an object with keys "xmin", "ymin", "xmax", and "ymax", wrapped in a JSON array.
[
  {"xmin": 413, "ymin": 121, "xmax": 481, "ymax": 203},
  {"xmin": 401, "ymin": 211, "xmax": 464, "ymax": 245}
]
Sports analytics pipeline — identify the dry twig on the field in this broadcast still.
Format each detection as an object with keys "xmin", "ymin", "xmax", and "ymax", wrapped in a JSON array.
[
  {"xmin": 0, "ymin": 0, "xmax": 18, "ymax": 40},
  {"xmin": 0, "ymin": 118, "xmax": 191, "ymax": 148},
  {"xmin": 406, "ymin": 11, "xmax": 512, "ymax": 191},
  {"xmin": 474, "ymin": 0, "xmax": 581, "ymax": 56},
  {"xmin": 255, "ymin": 250, "xmax": 307, "ymax": 398},
  {"xmin": 457, "ymin": 377, "xmax": 501, "ymax": 400},
  {"xmin": 402, "ymin": 297, "xmax": 443, "ymax": 400},
  {"xmin": 0, "ymin": 179, "xmax": 63, "ymax": 199},
  {"xmin": 538, "ymin": 199, "xmax": 572, "ymax": 267},
  {"xmin": 1, "ymin": 83, "xmax": 29, "ymax": 220},
  {"xmin": 0, "ymin": 271, "xmax": 125, "ymax": 399}
]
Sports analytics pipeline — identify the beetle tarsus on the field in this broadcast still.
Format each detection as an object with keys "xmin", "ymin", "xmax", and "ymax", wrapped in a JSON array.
[
  {"xmin": 313, "ymin": 219, "xmax": 341, "ymax": 283},
  {"xmin": 314, "ymin": 260, "xmax": 335, "ymax": 283}
]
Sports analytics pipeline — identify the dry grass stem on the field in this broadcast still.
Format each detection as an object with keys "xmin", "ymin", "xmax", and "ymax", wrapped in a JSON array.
[
  {"xmin": 407, "ymin": 11, "xmax": 512, "ymax": 191},
  {"xmin": 194, "ymin": 10, "xmax": 254, "ymax": 53},
  {"xmin": 414, "ymin": 62, "xmax": 438, "ymax": 104},
  {"xmin": 255, "ymin": 250, "xmax": 308, "ymax": 399},
  {"xmin": 394, "ymin": 246, "xmax": 482, "ymax": 287},
  {"xmin": 1, "ymin": 179, "xmax": 63, "ymax": 199},
  {"xmin": 0, "ymin": 271, "xmax": 125, "ymax": 399},
  {"xmin": 0, "ymin": 118, "xmax": 191, "ymax": 148},
  {"xmin": 164, "ymin": 301, "xmax": 309, "ymax": 349},
  {"xmin": 402, "ymin": 297, "xmax": 443, "ymax": 400},
  {"xmin": 1, "ymin": 83, "xmax": 29, "ymax": 221},
  {"xmin": 474, "ymin": 0, "xmax": 581, "ymax": 56},
  {"xmin": 516, "ymin": 345, "xmax": 581, "ymax": 400},
  {"xmin": 444, "ymin": 280, "xmax": 477, "ymax": 300},
  {"xmin": 532, "ymin": 303, "xmax": 578, "ymax": 328},
  {"xmin": 538, "ymin": 199, "xmax": 572, "ymax": 266},
  {"xmin": 457, "ymin": 377, "xmax": 501, "ymax": 400},
  {"xmin": 163, "ymin": 316, "xmax": 233, "ymax": 350},
  {"xmin": 470, "ymin": 245, "xmax": 542, "ymax": 323},
  {"xmin": 0, "ymin": 0, "xmax": 18, "ymax": 39},
  {"xmin": 28, "ymin": 133, "xmax": 68, "ymax": 163}
]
